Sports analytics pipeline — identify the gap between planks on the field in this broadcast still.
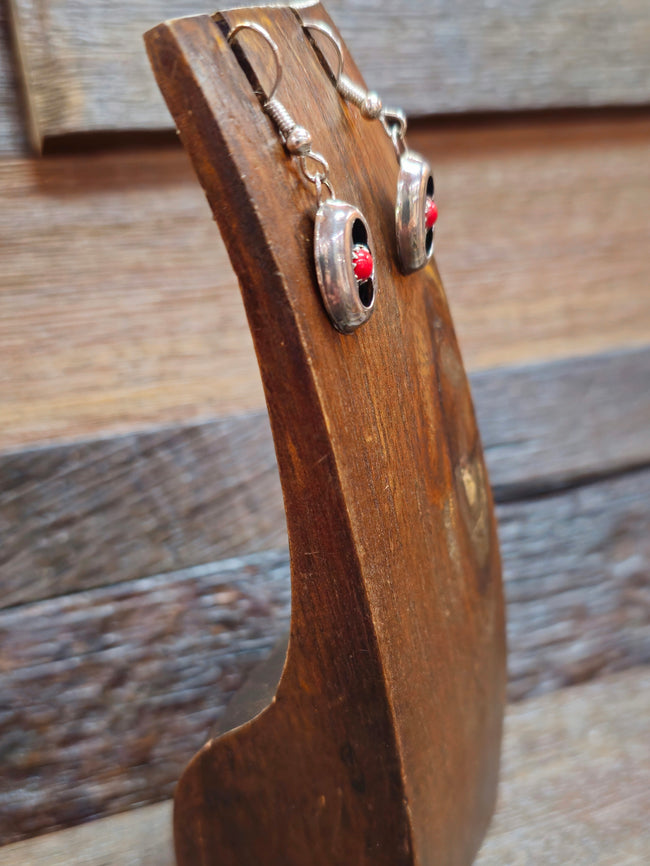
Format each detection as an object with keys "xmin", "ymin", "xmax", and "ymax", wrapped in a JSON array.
[
  {"xmin": 1, "ymin": 667, "xmax": 647, "ymax": 865},
  {"xmin": 0, "ymin": 113, "xmax": 649, "ymax": 450}
]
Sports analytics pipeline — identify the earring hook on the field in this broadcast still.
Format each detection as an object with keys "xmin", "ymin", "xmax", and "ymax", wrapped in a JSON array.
[
  {"xmin": 303, "ymin": 21, "xmax": 382, "ymax": 121},
  {"xmin": 228, "ymin": 22, "xmax": 282, "ymax": 103},
  {"xmin": 303, "ymin": 22, "xmax": 344, "ymax": 85}
]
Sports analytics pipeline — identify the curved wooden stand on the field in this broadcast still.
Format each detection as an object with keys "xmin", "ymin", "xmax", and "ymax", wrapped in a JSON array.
[{"xmin": 145, "ymin": 5, "xmax": 506, "ymax": 864}]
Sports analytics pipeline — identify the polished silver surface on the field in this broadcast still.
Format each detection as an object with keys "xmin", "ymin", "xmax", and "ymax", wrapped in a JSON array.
[
  {"xmin": 285, "ymin": 125, "xmax": 312, "ymax": 155},
  {"xmin": 395, "ymin": 151, "xmax": 434, "ymax": 273},
  {"xmin": 314, "ymin": 199, "xmax": 376, "ymax": 334}
]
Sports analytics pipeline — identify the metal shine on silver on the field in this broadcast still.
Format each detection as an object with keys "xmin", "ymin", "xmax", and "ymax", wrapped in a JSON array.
[
  {"xmin": 314, "ymin": 200, "xmax": 376, "ymax": 334},
  {"xmin": 361, "ymin": 91, "xmax": 382, "ymax": 119},
  {"xmin": 395, "ymin": 151, "xmax": 435, "ymax": 274},
  {"xmin": 229, "ymin": 22, "xmax": 376, "ymax": 335},
  {"xmin": 285, "ymin": 125, "xmax": 312, "ymax": 155}
]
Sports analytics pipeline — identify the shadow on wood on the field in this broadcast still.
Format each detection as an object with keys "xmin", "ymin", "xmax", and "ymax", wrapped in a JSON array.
[{"xmin": 145, "ymin": 5, "xmax": 506, "ymax": 864}]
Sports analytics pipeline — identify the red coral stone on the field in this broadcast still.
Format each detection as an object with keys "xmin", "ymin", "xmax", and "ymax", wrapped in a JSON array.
[
  {"xmin": 425, "ymin": 197, "xmax": 438, "ymax": 230},
  {"xmin": 352, "ymin": 245, "xmax": 373, "ymax": 281}
]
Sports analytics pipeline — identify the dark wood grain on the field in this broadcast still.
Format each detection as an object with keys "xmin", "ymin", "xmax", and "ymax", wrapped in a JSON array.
[
  {"xmin": 2, "ymin": 114, "xmax": 649, "ymax": 451},
  {"xmin": 2, "ymin": 347, "xmax": 648, "ymax": 609},
  {"xmin": 8, "ymin": 0, "xmax": 650, "ymax": 145},
  {"xmin": 146, "ymin": 6, "xmax": 505, "ymax": 865},
  {"xmin": 1, "ymin": 654, "xmax": 649, "ymax": 859}
]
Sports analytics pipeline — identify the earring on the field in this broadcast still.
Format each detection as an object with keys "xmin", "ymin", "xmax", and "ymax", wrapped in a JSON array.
[
  {"xmin": 228, "ymin": 23, "xmax": 376, "ymax": 334},
  {"xmin": 304, "ymin": 22, "xmax": 438, "ymax": 275}
]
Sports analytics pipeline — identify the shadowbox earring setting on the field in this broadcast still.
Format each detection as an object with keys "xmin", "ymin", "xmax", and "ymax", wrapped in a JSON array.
[
  {"xmin": 228, "ymin": 23, "xmax": 377, "ymax": 335},
  {"xmin": 304, "ymin": 22, "xmax": 438, "ymax": 274}
]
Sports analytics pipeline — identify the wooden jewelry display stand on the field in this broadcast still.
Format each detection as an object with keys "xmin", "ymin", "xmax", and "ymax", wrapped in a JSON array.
[{"xmin": 145, "ymin": 5, "xmax": 506, "ymax": 865}]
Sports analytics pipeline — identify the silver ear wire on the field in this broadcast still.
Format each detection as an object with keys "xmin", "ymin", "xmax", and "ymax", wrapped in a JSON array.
[
  {"xmin": 304, "ymin": 22, "xmax": 382, "ymax": 119},
  {"xmin": 228, "ymin": 23, "xmax": 312, "ymax": 157},
  {"xmin": 303, "ymin": 19, "xmax": 438, "ymax": 274},
  {"xmin": 227, "ymin": 22, "xmax": 376, "ymax": 334},
  {"xmin": 228, "ymin": 22, "xmax": 283, "ymax": 102}
]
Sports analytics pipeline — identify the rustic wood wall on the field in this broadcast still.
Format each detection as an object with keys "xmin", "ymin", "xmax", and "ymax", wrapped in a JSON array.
[{"xmin": 0, "ymin": 0, "xmax": 648, "ymax": 856}]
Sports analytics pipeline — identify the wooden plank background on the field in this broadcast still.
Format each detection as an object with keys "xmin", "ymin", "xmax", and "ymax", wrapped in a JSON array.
[
  {"xmin": 1, "ymin": 348, "xmax": 648, "ymax": 607},
  {"xmin": 2, "ymin": 668, "xmax": 648, "ymax": 866},
  {"xmin": 2, "ymin": 464, "xmax": 648, "ymax": 841},
  {"xmin": 1, "ymin": 114, "xmax": 649, "ymax": 451},
  {"xmin": 0, "ymin": 0, "xmax": 649, "ymax": 856},
  {"xmin": 7, "ymin": 0, "xmax": 650, "ymax": 147},
  {"xmin": 1, "ymin": 475, "xmax": 648, "ymax": 836}
]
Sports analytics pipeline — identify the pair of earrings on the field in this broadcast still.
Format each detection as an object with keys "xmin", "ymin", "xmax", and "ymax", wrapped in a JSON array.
[
  {"xmin": 305, "ymin": 23, "xmax": 438, "ymax": 276},
  {"xmin": 228, "ymin": 22, "xmax": 438, "ymax": 335}
]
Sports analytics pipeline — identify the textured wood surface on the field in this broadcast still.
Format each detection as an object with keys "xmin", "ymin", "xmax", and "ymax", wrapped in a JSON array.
[
  {"xmin": 1, "ymin": 464, "xmax": 648, "ymax": 842},
  {"xmin": 0, "ymin": 413, "xmax": 286, "ymax": 607},
  {"xmin": 147, "ymin": 6, "xmax": 505, "ymax": 864},
  {"xmin": 0, "ymin": 553, "xmax": 292, "ymax": 844},
  {"xmin": 0, "ymin": 801, "xmax": 175, "ymax": 866},
  {"xmin": 498, "ymin": 469, "xmax": 650, "ymax": 699},
  {"xmin": 0, "ymin": 0, "xmax": 25, "ymax": 153},
  {"xmin": 476, "ymin": 668, "xmax": 650, "ymax": 865},
  {"xmin": 2, "ymin": 667, "xmax": 648, "ymax": 865},
  {"xmin": 0, "ymin": 148, "xmax": 258, "ymax": 451},
  {"xmin": 8, "ymin": 0, "xmax": 650, "ymax": 146},
  {"xmin": 2, "ymin": 347, "xmax": 648, "ymax": 609},
  {"xmin": 470, "ymin": 347, "xmax": 650, "ymax": 499},
  {"xmin": 2, "ymin": 112, "xmax": 649, "ymax": 451},
  {"xmin": 482, "ymin": 670, "xmax": 650, "ymax": 865}
]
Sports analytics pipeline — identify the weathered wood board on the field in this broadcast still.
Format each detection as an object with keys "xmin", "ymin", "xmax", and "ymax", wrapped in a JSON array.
[
  {"xmin": 0, "ymin": 552, "xmax": 292, "ymax": 843},
  {"xmin": 470, "ymin": 348, "xmax": 650, "ymax": 499},
  {"xmin": 477, "ymin": 668, "xmax": 650, "ymax": 864},
  {"xmin": 2, "ymin": 114, "xmax": 649, "ymax": 451},
  {"xmin": 1, "ymin": 465, "xmax": 648, "ymax": 842},
  {"xmin": 0, "ymin": 801, "xmax": 176, "ymax": 866},
  {"xmin": 498, "ymin": 470, "xmax": 650, "ymax": 698},
  {"xmin": 7, "ymin": 0, "xmax": 650, "ymax": 146},
  {"xmin": 2, "ymin": 668, "xmax": 648, "ymax": 864},
  {"xmin": 0, "ymin": 413, "xmax": 286, "ymax": 607},
  {"xmin": 2, "ymin": 347, "xmax": 648, "ymax": 608}
]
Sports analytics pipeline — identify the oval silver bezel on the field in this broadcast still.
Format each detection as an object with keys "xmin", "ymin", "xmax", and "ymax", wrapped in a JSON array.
[
  {"xmin": 395, "ymin": 152, "xmax": 434, "ymax": 274},
  {"xmin": 314, "ymin": 199, "xmax": 376, "ymax": 334}
]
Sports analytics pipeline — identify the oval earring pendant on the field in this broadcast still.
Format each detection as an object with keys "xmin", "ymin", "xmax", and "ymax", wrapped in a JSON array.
[
  {"xmin": 314, "ymin": 200, "xmax": 377, "ymax": 334},
  {"xmin": 395, "ymin": 152, "xmax": 436, "ymax": 274}
]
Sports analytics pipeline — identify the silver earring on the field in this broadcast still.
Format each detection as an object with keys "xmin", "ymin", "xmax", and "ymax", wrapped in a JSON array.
[
  {"xmin": 228, "ymin": 23, "xmax": 376, "ymax": 334},
  {"xmin": 304, "ymin": 23, "xmax": 438, "ymax": 275}
]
